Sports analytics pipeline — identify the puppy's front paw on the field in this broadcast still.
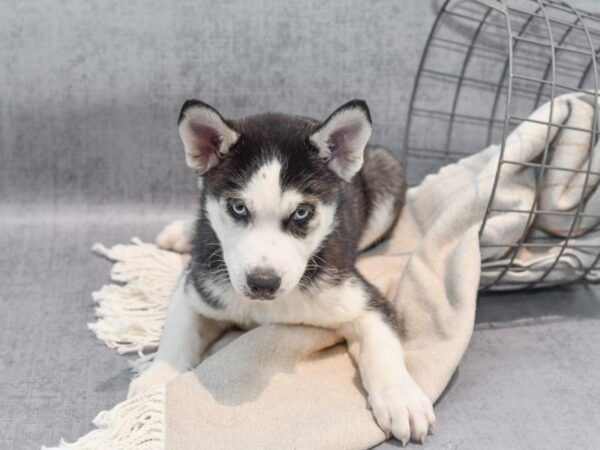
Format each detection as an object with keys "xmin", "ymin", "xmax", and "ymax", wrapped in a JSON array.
[
  {"xmin": 127, "ymin": 362, "xmax": 180, "ymax": 398},
  {"xmin": 369, "ymin": 378, "xmax": 436, "ymax": 446},
  {"xmin": 156, "ymin": 219, "xmax": 194, "ymax": 253}
]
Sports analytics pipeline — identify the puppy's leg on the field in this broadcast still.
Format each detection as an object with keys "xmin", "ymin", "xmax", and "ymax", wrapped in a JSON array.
[
  {"xmin": 338, "ymin": 310, "xmax": 435, "ymax": 445},
  {"xmin": 156, "ymin": 219, "xmax": 195, "ymax": 253},
  {"xmin": 128, "ymin": 275, "xmax": 228, "ymax": 397}
]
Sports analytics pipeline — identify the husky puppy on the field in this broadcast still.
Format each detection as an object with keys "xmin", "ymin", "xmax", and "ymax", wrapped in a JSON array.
[{"xmin": 129, "ymin": 99, "xmax": 435, "ymax": 444}]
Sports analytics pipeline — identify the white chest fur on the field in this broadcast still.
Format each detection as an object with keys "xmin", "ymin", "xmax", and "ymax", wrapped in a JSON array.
[{"xmin": 187, "ymin": 274, "xmax": 369, "ymax": 329}]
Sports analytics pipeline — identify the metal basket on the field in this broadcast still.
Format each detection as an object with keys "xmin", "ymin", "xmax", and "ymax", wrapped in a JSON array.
[{"xmin": 404, "ymin": 0, "xmax": 600, "ymax": 289}]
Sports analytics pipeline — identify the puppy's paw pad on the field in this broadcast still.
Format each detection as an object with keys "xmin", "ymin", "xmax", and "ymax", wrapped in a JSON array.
[
  {"xmin": 369, "ymin": 379, "xmax": 435, "ymax": 445},
  {"xmin": 156, "ymin": 220, "xmax": 194, "ymax": 253},
  {"xmin": 127, "ymin": 363, "xmax": 180, "ymax": 398}
]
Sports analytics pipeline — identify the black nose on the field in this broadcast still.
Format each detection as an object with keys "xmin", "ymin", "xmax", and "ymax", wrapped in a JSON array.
[{"xmin": 246, "ymin": 268, "xmax": 281, "ymax": 299}]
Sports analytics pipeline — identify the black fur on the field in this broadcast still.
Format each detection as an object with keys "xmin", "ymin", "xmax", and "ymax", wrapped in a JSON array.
[
  {"xmin": 185, "ymin": 101, "xmax": 405, "ymax": 327},
  {"xmin": 187, "ymin": 274, "xmax": 223, "ymax": 310}
]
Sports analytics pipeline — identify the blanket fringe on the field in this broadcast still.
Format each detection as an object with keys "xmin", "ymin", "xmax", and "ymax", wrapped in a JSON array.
[
  {"xmin": 42, "ymin": 239, "xmax": 178, "ymax": 449},
  {"xmin": 42, "ymin": 385, "xmax": 165, "ymax": 450},
  {"xmin": 88, "ymin": 238, "xmax": 185, "ymax": 356}
]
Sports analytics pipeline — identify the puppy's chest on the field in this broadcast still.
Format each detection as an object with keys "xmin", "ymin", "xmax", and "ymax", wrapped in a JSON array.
[{"xmin": 190, "ymin": 278, "xmax": 368, "ymax": 328}]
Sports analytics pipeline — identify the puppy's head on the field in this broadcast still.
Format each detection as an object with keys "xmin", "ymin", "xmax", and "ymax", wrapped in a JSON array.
[{"xmin": 178, "ymin": 99, "xmax": 372, "ymax": 300}]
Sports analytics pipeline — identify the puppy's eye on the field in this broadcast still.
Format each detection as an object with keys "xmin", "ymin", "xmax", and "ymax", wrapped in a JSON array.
[
  {"xmin": 228, "ymin": 200, "xmax": 249, "ymax": 219},
  {"xmin": 292, "ymin": 205, "xmax": 313, "ymax": 223}
]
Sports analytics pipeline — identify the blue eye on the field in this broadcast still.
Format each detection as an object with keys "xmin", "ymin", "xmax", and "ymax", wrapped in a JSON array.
[
  {"xmin": 229, "ymin": 201, "xmax": 248, "ymax": 219},
  {"xmin": 292, "ymin": 206, "xmax": 313, "ymax": 222}
]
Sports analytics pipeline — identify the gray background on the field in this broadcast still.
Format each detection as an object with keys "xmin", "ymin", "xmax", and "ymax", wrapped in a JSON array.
[
  {"xmin": 1, "ymin": 0, "xmax": 600, "ymax": 449},
  {"xmin": 1, "ymin": 0, "xmax": 435, "ymax": 206}
]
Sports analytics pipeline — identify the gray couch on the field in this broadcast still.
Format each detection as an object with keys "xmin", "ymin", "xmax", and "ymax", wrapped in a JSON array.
[{"xmin": 1, "ymin": 1, "xmax": 599, "ymax": 448}]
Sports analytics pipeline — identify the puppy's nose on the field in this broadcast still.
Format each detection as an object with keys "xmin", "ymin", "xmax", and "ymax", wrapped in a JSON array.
[{"xmin": 246, "ymin": 268, "xmax": 281, "ymax": 299}]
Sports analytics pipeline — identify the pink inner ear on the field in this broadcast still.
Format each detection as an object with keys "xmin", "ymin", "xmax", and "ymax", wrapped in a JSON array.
[
  {"xmin": 190, "ymin": 123, "xmax": 223, "ymax": 166},
  {"xmin": 327, "ymin": 121, "xmax": 362, "ymax": 161}
]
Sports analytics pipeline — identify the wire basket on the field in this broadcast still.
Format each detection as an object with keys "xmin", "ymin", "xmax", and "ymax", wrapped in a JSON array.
[{"xmin": 404, "ymin": 0, "xmax": 600, "ymax": 289}]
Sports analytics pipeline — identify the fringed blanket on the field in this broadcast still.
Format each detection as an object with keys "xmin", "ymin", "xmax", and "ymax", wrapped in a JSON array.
[{"xmin": 45, "ymin": 94, "xmax": 600, "ymax": 449}]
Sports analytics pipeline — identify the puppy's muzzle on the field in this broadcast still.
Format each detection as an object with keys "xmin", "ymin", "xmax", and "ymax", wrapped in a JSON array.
[{"xmin": 246, "ymin": 267, "xmax": 281, "ymax": 300}]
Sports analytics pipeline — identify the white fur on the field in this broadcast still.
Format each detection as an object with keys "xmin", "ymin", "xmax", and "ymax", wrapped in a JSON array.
[
  {"xmin": 156, "ymin": 219, "xmax": 195, "ymax": 253},
  {"xmin": 358, "ymin": 196, "xmax": 397, "ymax": 251},
  {"xmin": 128, "ymin": 276, "xmax": 229, "ymax": 397},
  {"xmin": 205, "ymin": 158, "xmax": 336, "ymax": 298},
  {"xmin": 338, "ymin": 313, "xmax": 435, "ymax": 445},
  {"xmin": 191, "ymin": 275, "xmax": 369, "ymax": 328}
]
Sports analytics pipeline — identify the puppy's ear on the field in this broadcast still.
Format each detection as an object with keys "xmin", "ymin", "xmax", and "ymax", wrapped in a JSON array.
[
  {"xmin": 309, "ymin": 100, "xmax": 372, "ymax": 182},
  {"xmin": 178, "ymin": 100, "xmax": 240, "ymax": 174}
]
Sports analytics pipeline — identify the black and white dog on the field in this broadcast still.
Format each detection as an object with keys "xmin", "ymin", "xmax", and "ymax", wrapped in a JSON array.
[{"xmin": 129, "ymin": 99, "xmax": 435, "ymax": 444}]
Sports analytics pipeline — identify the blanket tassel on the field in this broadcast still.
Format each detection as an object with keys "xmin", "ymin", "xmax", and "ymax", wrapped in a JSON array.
[{"xmin": 42, "ymin": 385, "xmax": 165, "ymax": 450}]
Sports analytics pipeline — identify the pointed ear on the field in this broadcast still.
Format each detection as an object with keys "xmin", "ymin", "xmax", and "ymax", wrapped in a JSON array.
[
  {"xmin": 309, "ymin": 100, "xmax": 372, "ymax": 181},
  {"xmin": 178, "ymin": 100, "xmax": 240, "ymax": 174}
]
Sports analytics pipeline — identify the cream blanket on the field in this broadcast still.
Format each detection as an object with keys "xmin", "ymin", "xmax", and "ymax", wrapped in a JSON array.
[{"xmin": 46, "ymin": 93, "xmax": 600, "ymax": 449}]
